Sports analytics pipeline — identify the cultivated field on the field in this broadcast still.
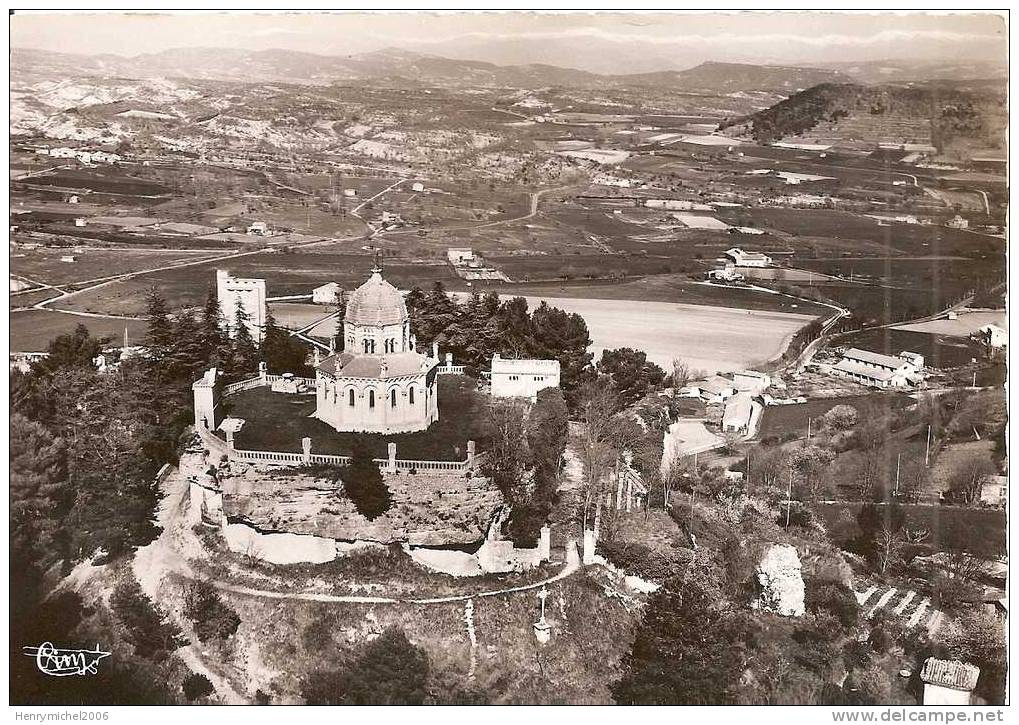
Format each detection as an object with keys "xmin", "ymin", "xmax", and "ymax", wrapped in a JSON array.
[
  {"xmin": 516, "ymin": 294, "xmax": 815, "ymax": 372},
  {"xmin": 894, "ymin": 310, "xmax": 1006, "ymax": 337},
  {"xmin": 10, "ymin": 309, "xmax": 147, "ymax": 351}
]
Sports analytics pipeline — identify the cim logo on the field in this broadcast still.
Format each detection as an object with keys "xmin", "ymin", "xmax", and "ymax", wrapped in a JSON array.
[{"xmin": 23, "ymin": 642, "xmax": 112, "ymax": 677}]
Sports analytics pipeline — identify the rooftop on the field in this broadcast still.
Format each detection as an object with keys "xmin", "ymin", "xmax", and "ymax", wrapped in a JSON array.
[
  {"xmin": 920, "ymin": 658, "xmax": 980, "ymax": 691},
  {"xmin": 316, "ymin": 350, "xmax": 433, "ymax": 379},
  {"xmin": 842, "ymin": 347, "xmax": 910, "ymax": 370},
  {"xmin": 344, "ymin": 269, "xmax": 407, "ymax": 326},
  {"xmin": 832, "ymin": 358, "xmax": 897, "ymax": 382}
]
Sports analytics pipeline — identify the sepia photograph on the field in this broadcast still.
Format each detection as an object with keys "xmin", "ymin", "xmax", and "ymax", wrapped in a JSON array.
[{"xmin": 7, "ymin": 8, "xmax": 1009, "ymax": 711}]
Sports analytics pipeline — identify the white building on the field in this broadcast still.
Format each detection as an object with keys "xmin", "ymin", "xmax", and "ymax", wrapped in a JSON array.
[
  {"xmin": 706, "ymin": 266, "xmax": 744, "ymax": 283},
  {"xmin": 920, "ymin": 658, "xmax": 979, "ymax": 706},
  {"xmin": 91, "ymin": 151, "xmax": 121, "ymax": 165},
  {"xmin": 831, "ymin": 348, "xmax": 923, "ymax": 388},
  {"xmin": 217, "ymin": 269, "xmax": 266, "ymax": 344},
  {"xmin": 314, "ymin": 267, "xmax": 439, "ymax": 433},
  {"xmin": 981, "ymin": 475, "xmax": 1007, "ymax": 507},
  {"xmin": 724, "ymin": 247, "xmax": 772, "ymax": 268},
  {"xmin": 247, "ymin": 221, "xmax": 269, "ymax": 236},
  {"xmin": 946, "ymin": 215, "xmax": 969, "ymax": 229},
  {"xmin": 447, "ymin": 248, "xmax": 475, "ymax": 265},
  {"xmin": 490, "ymin": 354, "xmax": 561, "ymax": 401},
  {"xmin": 733, "ymin": 370, "xmax": 771, "ymax": 394},
  {"xmin": 343, "ymin": 188, "xmax": 357, "ymax": 198},
  {"xmin": 722, "ymin": 393, "xmax": 754, "ymax": 434},
  {"xmin": 411, "ymin": 182, "xmax": 425, "ymax": 192},
  {"xmin": 312, "ymin": 282, "xmax": 342, "ymax": 305},
  {"xmin": 49, "ymin": 147, "xmax": 77, "ymax": 159}
]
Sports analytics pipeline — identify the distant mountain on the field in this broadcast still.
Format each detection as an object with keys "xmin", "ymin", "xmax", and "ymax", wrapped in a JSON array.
[
  {"xmin": 817, "ymin": 58, "xmax": 1008, "ymax": 85},
  {"xmin": 620, "ymin": 61, "xmax": 852, "ymax": 93},
  {"xmin": 9, "ymin": 47, "xmax": 855, "ymax": 93}
]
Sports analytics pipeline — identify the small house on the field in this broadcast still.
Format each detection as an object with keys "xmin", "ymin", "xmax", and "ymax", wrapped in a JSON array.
[{"xmin": 312, "ymin": 282, "xmax": 342, "ymax": 305}]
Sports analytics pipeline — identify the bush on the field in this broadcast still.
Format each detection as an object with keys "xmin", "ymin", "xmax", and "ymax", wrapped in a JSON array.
[
  {"xmin": 183, "ymin": 580, "xmax": 241, "ymax": 643},
  {"xmin": 597, "ymin": 540, "xmax": 688, "ymax": 583},
  {"xmin": 341, "ymin": 438, "xmax": 392, "ymax": 520},
  {"xmin": 182, "ymin": 673, "xmax": 214, "ymax": 702},
  {"xmin": 302, "ymin": 627, "xmax": 430, "ymax": 705},
  {"xmin": 806, "ymin": 581, "xmax": 860, "ymax": 631},
  {"xmin": 110, "ymin": 579, "xmax": 186, "ymax": 660}
]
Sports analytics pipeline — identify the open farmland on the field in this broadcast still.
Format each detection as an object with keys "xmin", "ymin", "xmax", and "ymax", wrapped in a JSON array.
[
  {"xmin": 894, "ymin": 310, "xmax": 1006, "ymax": 337},
  {"xmin": 513, "ymin": 294, "xmax": 816, "ymax": 372},
  {"xmin": 10, "ymin": 309, "xmax": 148, "ymax": 351},
  {"xmin": 10, "ymin": 247, "xmax": 224, "ymax": 286}
]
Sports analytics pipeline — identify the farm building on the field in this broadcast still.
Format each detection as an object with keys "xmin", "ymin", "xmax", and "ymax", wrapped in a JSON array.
[
  {"xmin": 411, "ymin": 182, "xmax": 425, "ymax": 192},
  {"xmin": 490, "ymin": 354, "xmax": 560, "ymax": 402},
  {"xmin": 343, "ymin": 188, "xmax": 357, "ymax": 197},
  {"xmin": 706, "ymin": 268, "xmax": 744, "ymax": 282},
  {"xmin": 683, "ymin": 376, "xmax": 737, "ymax": 404},
  {"xmin": 733, "ymin": 370, "xmax": 771, "ymax": 393},
  {"xmin": 313, "ymin": 266, "xmax": 439, "ymax": 434},
  {"xmin": 920, "ymin": 658, "xmax": 980, "ymax": 706},
  {"xmin": 946, "ymin": 215, "xmax": 969, "ymax": 229},
  {"xmin": 447, "ymin": 248, "xmax": 475, "ymax": 265},
  {"xmin": 980, "ymin": 475, "xmax": 1007, "ymax": 507},
  {"xmin": 831, "ymin": 348, "xmax": 923, "ymax": 388},
  {"xmin": 722, "ymin": 393, "xmax": 758, "ymax": 435},
  {"xmin": 247, "ymin": 221, "xmax": 270, "ymax": 236},
  {"xmin": 217, "ymin": 269, "xmax": 266, "ymax": 344},
  {"xmin": 312, "ymin": 282, "xmax": 342, "ymax": 305},
  {"xmin": 724, "ymin": 247, "xmax": 772, "ymax": 268}
]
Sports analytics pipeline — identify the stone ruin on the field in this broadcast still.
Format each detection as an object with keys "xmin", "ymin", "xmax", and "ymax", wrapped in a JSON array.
[{"xmin": 753, "ymin": 543, "xmax": 805, "ymax": 617}]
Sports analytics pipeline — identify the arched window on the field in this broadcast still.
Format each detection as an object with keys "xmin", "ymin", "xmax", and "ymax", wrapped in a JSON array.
[
  {"xmin": 348, "ymin": 388, "xmax": 355, "ymax": 407},
  {"xmin": 363, "ymin": 339, "xmax": 370, "ymax": 354},
  {"xmin": 368, "ymin": 390, "xmax": 375, "ymax": 409},
  {"xmin": 390, "ymin": 389, "xmax": 397, "ymax": 408},
  {"xmin": 369, "ymin": 339, "xmax": 376, "ymax": 354},
  {"xmin": 409, "ymin": 386, "xmax": 415, "ymax": 405}
]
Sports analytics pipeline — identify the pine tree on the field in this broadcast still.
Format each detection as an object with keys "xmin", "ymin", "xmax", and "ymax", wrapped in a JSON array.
[
  {"xmin": 144, "ymin": 288, "xmax": 173, "ymax": 362},
  {"xmin": 340, "ymin": 439, "xmax": 392, "ymax": 520},
  {"xmin": 333, "ymin": 291, "xmax": 348, "ymax": 351},
  {"xmin": 261, "ymin": 311, "xmax": 311, "ymax": 375},
  {"xmin": 199, "ymin": 287, "xmax": 228, "ymax": 366},
  {"xmin": 10, "ymin": 414, "xmax": 70, "ymax": 570},
  {"xmin": 231, "ymin": 298, "xmax": 259, "ymax": 374}
]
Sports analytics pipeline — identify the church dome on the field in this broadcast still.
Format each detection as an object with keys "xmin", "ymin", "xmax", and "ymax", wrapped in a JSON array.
[{"xmin": 344, "ymin": 270, "xmax": 408, "ymax": 326}]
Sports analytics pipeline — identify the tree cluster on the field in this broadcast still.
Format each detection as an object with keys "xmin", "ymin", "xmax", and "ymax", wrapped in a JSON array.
[
  {"xmin": 405, "ymin": 282, "xmax": 592, "ymax": 406},
  {"xmin": 482, "ymin": 387, "xmax": 569, "ymax": 546},
  {"xmin": 301, "ymin": 627, "xmax": 430, "ymax": 705}
]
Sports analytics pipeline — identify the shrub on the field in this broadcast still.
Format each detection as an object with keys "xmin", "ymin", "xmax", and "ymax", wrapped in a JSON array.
[
  {"xmin": 805, "ymin": 581, "xmax": 860, "ymax": 631},
  {"xmin": 597, "ymin": 540, "xmax": 688, "ymax": 583},
  {"xmin": 183, "ymin": 580, "xmax": 241, "ymax": 643},
  {"xmin": 341, "ymin": 438, "xmax": 392, "ymax": 520},
  {"xmin": 182, "ymin": 673, "xmax": 214, "ymax": 702},
  {"xmin": 302, "ymin": 627, "xmax": 430, "ymax": 705},
  {"xmin": 110, "ymin": 578, "xmax": 186, "ymax": 660}
]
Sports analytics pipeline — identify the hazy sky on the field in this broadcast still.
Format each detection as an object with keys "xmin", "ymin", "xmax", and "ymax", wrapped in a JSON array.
[{"xmin": 10, "ymin": 11, "xmax": 1008, "ymax": 72}]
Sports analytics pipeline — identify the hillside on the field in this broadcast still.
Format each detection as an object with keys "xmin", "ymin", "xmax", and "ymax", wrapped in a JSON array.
[
  {"xmin": 11, "ymin": 48, "xmax": 850, "ymax": 93},
  {"xmin": 720, "ymin": 82, "xmax": 1007, "ymax": 156},
  {"xmin": 622, "ymin": 61, "xmax": 851, "ymax": 93}
]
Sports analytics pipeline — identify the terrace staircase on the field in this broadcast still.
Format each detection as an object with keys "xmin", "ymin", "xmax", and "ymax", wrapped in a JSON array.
[{"xmin": 855, "ymin": 584, "xmax": 944, "ymax": 634}]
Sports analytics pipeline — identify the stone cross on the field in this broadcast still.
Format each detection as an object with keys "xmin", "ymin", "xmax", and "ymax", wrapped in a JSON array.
[{"xmin": 537, "ymin": 586, "xmax": 549, "ymax": 623}]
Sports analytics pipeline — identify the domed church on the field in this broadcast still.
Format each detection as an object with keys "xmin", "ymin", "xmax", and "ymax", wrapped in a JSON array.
[{"xmin": 314, "ymin": 265, "xmax": 439, "ymax": 433}]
